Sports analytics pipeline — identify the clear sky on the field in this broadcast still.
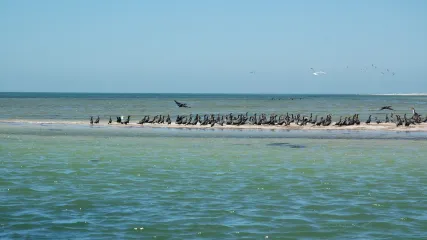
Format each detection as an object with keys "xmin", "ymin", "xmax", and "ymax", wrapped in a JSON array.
[{"xmin": 1, "ymin": 0, "xmax": 426, "ymax": 94}]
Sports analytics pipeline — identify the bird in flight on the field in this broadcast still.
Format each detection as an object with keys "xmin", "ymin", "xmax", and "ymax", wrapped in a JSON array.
[
  {"xmin": 310, "ymin": 68, "xmax": 327, "ymax": 76},
  {"xmin": 379, "ymin": 106, "xmax": 394, "ymax": 111},
  {"xmin": 174, "ymin": 100, "xmax": 190, "ymax": 108}
]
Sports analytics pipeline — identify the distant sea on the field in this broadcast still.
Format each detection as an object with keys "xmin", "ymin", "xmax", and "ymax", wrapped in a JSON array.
[
  {"xmin": 1, "ymin": 92, "xmax": 426, "ymax": 122},
  {"xmin": 1, "ymin": 92, "xmax": 427, "ymax": 239}
]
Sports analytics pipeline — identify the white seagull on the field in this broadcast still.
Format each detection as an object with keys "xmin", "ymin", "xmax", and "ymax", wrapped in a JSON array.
[{"xmin": 310, "ymin": 68, "xmax": 327, "ymax": 76}]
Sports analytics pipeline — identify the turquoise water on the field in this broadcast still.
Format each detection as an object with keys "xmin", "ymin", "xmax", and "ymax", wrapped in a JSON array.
[
  {"xmin": 1, "ymin": 93, "xmax": 427, "ymax": 239},
  {"xmin": 1, "ymin": 93, "xmax": 427, "ymax": 123}
]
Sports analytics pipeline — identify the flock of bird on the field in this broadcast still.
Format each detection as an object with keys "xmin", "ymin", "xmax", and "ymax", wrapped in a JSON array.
[
  {"xmin": 89, "ymin": 101, "xmax": 426, "ymax": 128},
  {"xmin": 367, "ymin": 64, "xmax": 396, "ymax": 76},
  {"xmin": 310, "ymin": 64, "xmax": 396, "ymax": 76},
  {"xmin": 249, "ymin": 64, "xmax": 395, "ymax": 77}
]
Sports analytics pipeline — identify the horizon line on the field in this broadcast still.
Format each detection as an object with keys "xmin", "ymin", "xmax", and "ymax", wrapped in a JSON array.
[{"xmin": 2, "ymin": 91, "xmax": 424, "ymax": 95}]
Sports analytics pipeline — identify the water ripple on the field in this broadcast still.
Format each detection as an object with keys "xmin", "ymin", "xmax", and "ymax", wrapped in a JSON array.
[{"xmin": 1, "ymin": 134, "xmax": 427, "ymax": 239}]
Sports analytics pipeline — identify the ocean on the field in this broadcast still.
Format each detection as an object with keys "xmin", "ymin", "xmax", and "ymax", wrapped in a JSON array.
[
  {"xmin": 1, "ymin": 93, "xmax": 427, "ymax": 239},
  {"xmin": 1, "ymin": 92, "xmax": 427, "ymax": 123}
]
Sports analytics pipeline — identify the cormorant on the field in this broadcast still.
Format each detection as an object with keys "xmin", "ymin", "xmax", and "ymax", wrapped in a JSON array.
[
  {"xmin": 411, "ymin": 107, "xmax": 419, "ymax": 116},
  {"xmin": 379, "ymin": 106, "xmax": 393, "ymax": 111},
  {"xmin": 122, "ymin": 116, "xmax": 130, "ymax": 125},
  {"xmin": 174, "ymin": 100, "xmax": 190, "ymax": 108},
  {"xmin": 365, "ymin": 115, "xmax": 371, "ymax": 124}
]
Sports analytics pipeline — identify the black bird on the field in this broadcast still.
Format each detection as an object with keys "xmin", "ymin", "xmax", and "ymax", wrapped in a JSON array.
[
  {"xmin": 379, "ymin": 106, "xmax": 393, "ymax": 111},
  {"xmin": 396, "ymin": 116, "xmax": 403, "ymax": 127},
  {"xmin": 108, "ymin": 116, "xmax": 112, "ymax": 124},
  {"xmin": 355, "ymin": 114, "xmax": 360, "ymax": 125},
  {"xmin": 334, "ymin": 116, "xmax": 342, "ymax": 126},
  {"xmin": 94, "ymin": 116, "xmax": 100, "ymax": 124},
  {"xmin": 365, "ymin": 115, "xmax": 371, "ymax": 124},
  {"xmin": 404, "ymin": 114, "xmax": 411, "ymax": 127},
  {"xmin": 411, "ymin": 107, "xmax": 420, "ymax": 117},
  {"xmin": 122, "ymin": 115, "xmax": 130, "ymax": 125},
  {"xmin": 90, "ymin": 116, "xmax": 93, "ymax": 125},
  {"xmin": 174, "ymin": 100, "xmax": 190, "ymax": 108}
]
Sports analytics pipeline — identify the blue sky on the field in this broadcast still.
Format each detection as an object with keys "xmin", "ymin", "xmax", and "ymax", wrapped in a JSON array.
[{"xmin": 1, "ymin": 0, "xmax": 426, "ymax": 93}]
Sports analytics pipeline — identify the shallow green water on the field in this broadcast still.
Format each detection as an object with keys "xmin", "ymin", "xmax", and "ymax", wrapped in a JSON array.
[
  {"xmin": 1, "ymin": 93, "xmax": 427, "ymax": 123},
  {"xmin": 1, "ymin": 125, "xmax": 427, "ymax": 239},
  {"xmin": 1, "ymin": 93, "xmax": 427, "ymax": 239}
]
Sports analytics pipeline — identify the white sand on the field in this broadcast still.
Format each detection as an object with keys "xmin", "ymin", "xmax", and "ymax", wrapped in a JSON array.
[{"xmin": 2, "ymin": 119, "xmax": 427, "ymax": 132}]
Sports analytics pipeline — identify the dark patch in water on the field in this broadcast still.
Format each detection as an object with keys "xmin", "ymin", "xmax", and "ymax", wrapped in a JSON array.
[
  {"xmin": 267, "ymin": 143, "xmax": 290, "ymax": 146},
  {"xmin": 48, "ymin": 129, "xmax": 62, "ymax": 132},
  {"xmin": 267, "ymin": 142, "xmax": 306, "ymax": 148},
  {"xmin": 233, "ymin": 143, "xmax": 252, "ymax": 146},
  {"xmin": 89, "ymin": 159, "xmax": 100, "ymax": 163},
  {"xmin": 289, "ymin": 145, "xmax": 306, "ymax": 148}
]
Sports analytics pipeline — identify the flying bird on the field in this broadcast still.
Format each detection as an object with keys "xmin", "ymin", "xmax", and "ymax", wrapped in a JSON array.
[
  {"xmin": 174, "ymin": 100, "xmax": 190, "ymax": 108},
  {"xmin": 310, "ymin": 68, "xmax": 327, "ymax": 76},
  {"xmin": 379, "ymin": 106, "xmax": 394, "ymax": 111}
]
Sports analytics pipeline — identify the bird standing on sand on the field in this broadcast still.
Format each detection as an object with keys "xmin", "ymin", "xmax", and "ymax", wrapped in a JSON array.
[
  {"xmin": 90, "ymin": 116, "xmax": 93, "ymax": 125},
  {"xmin": 410, "ymin": 107, "xmax": 422, "ymax": 123},
  {"xmin": 365, "ymin": 115, "xmax": 371, "ymax": 124}
]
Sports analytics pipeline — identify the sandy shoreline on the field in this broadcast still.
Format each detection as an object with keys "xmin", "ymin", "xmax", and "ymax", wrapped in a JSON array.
[{"xmin": 1, "ymin": 119, "xmax": 427, "ymax": 132}]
